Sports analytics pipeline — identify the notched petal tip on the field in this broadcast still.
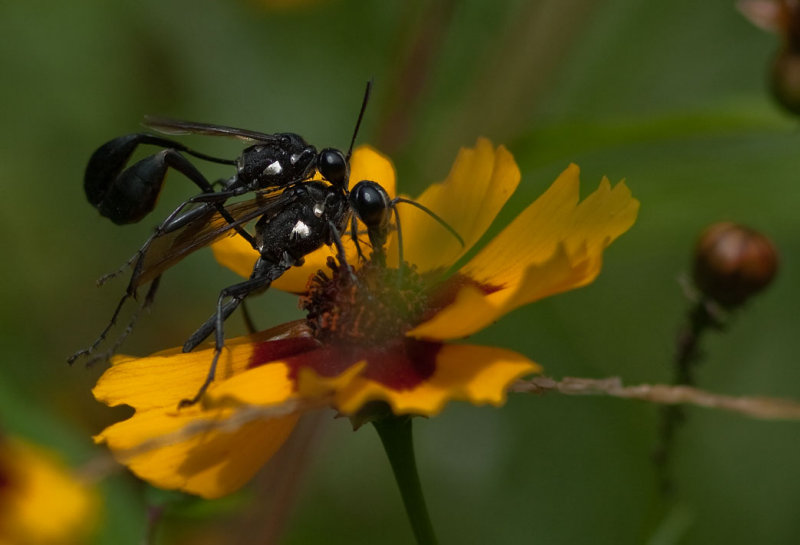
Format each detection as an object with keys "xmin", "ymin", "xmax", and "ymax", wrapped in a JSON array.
[{"xmin": 411, "ymin": 166, "xmax": 638, "ymax": 340}]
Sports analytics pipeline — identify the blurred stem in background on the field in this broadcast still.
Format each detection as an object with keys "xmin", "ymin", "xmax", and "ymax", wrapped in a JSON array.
[
  {"xmin": 654, "ymin": 222, "xmax": 779, "ymax": 494},
  {"xmin": 425, "ymin": 0, "xmax": 596, "ymax": 171},
  {"xmin": 654, "ymin": 297, "xmax": 725, "ymax": 495},
  {"xmin": 374, "ymin": 0, "xmax": 598, "ymax": 177},
  {"xmin": 376, "ymin": 0, "xmax": 457, "ymax": 155}
]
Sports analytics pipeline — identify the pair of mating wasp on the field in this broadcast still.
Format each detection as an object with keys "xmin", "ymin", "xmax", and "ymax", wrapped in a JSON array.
[{"xmin": 70, "ymin": 83, "xmax": 459, "ymax": 406}]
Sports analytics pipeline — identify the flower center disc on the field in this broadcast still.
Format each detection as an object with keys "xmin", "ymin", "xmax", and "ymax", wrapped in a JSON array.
[{"xmin": 301, "ymin": 257, "xmax": 429, "ymax": 346}]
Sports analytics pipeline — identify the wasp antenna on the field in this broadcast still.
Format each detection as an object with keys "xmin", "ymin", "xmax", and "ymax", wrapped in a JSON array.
[
  {"xmin": 346, "ymin": 80, "xmax": 373, "ymax": 161},
  {"xmin": 391, "ymin": 204, "xmax": 405, "ymax": 274},
  {"xmin": 392, "ymin": 198, "xmax": 464, "ymax": 247}
]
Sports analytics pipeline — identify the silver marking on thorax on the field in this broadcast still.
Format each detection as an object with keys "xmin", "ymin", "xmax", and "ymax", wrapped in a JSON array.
[
  {"xmin": 263, "ymin": 160, "xmax": 283, "ymax": 176},
  {"xmin": 291, "ymin": 220, "xmax": 311, "ymax": 238},
  {"xmin": 313, "ymin": 203, "xmax": 324, "ymax": 217}
]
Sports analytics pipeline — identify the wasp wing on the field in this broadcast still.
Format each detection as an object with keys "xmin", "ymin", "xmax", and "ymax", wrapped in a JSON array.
[
  {"xmin": 143, "ymin": 115, "xmax": 282, "ymax": 143},
  {"xmin": 131, "ymin": 192, "xmax": 290, "ymax": 288}
]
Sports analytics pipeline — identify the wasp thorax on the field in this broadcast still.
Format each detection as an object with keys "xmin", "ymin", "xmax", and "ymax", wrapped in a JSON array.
[
  {"xmin": 693, "ymin": 222, "xmax": 779, "ymax": 307},
  {"xmin": 301, "ymin": 258, "xmax": 430, "ymax": 345}
]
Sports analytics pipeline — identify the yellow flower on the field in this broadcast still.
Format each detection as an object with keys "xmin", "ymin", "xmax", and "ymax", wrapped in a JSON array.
[
  {"xmin": 93, "ymin": 139, "xmax": 639, "ymax": 499},
  {"xmin": 0, "ymin": 437, "xmax": 97, "ymax": 545}
]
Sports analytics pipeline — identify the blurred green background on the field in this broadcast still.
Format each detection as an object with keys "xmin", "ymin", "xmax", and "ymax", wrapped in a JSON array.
[{"xmin": 1, "ymin": 0, "xmax": 798, "ymax": 543}]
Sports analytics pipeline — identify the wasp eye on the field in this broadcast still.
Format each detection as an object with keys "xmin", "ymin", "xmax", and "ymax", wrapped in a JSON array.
[
  {"xmin": 318, "ymin": 149, "xmax": 347, "ymax": 185},
  {"xmin": 351, "ymin": 180, "xmax": 390, "ymax": 227}
]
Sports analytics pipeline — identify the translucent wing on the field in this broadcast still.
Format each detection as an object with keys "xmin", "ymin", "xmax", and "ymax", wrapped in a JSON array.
[
  {"xmin": 143, "ymin": 115, "xmax": 282, "ymax": 143},
  {"xmin": 132, "ymin": 191, "xmax": 289, "ymax": 287}
]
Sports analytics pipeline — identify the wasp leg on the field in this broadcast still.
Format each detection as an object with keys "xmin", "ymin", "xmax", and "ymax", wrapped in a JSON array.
[
  {"xmin": 68, "ymin": 276, "xmax": 161, "ymax": 366},
  {"xmin": 72, "ymin": 192, "xmax": 259, "ymax": 366},
  {"xmin": 329, "ymin": 220, "xmax": 357, "ymax": 284},
  {"xmin": 85, "ymin": 134, "xmax": 233, "ymax": 212},
  {"xmin": 178, "ymin": 257, "xmax": 294, "ymax": 408},
  {"xmin": 99, "ymin": 155, "xmax": 258, "ymax": 287},
  {"xmin": 86, "ymin": 134, "xmax": 233, "ymax": 195},
  {"xmin": 68, "ymin": 290, "xmax": 130, "ymax": 365},
  {"xmin": 98, "ymin": 192, "xmax": 228, "ymax": 287},
  {"xmin": 240, "ymin": 299, "xmax": 258, "ymax": 335},
  {"xmin": 350, "ymin": 215, "xmax": 368, "ymax": 262},
  {"xmin": 181, "ymin": 299, "xmax": 241, "ymax": 354},
  {"xmin": 74, "ymin": 194, "xmax": 257, "ymax": 366}
]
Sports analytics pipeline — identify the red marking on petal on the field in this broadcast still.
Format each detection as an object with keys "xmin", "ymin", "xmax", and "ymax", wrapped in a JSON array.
[
  {"xmin": 248, "ymin": 337, "xmax": 321, "ymax": 369},
  {"xmin": 361, "ymin": 340, "xmax": 440, "ymax": 389},
  {"xmin": 284, "ymin": 340, "xmax": 441, "ymax": 391},
  {"xmin": 0, "ymin": 451, "xmax": 12, "ymax": 494},
  {"xmin": 424, "ymin": 273, "xmax": 504, "ymax": 320},
  {"xmin": 0, "ymin": 467, "xmax": 9, "ymax": 491}
]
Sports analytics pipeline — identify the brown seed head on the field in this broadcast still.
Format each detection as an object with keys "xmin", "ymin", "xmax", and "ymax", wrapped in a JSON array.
[
  {"xmin": 693, "ymin": 222, "xmax": 779, "ymax": 307},
  {"xmin": 771, "ymin": 49, "xmax": 800, "ymax": 114}
]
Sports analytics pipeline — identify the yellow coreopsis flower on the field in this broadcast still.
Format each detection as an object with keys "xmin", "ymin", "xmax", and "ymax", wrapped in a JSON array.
[
  {"xmin": 0, "ymin": 437, "xmax": 97, "ymax": 545},
  {"xmin": 93, "ymin": 139, "xmax": 639, "ymax": 499}
]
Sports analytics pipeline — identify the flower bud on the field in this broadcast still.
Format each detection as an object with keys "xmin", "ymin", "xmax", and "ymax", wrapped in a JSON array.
[
  {"xmin": 738, "ymin": 0, "xmax": 800, "ymax": 114},
  {"xmin": 771, "ymin": 49, "xmax": 800, "ymax": 114},
  {"xmin": 692, "ymin": 222, "xmax": 779, "ymax": 307}
]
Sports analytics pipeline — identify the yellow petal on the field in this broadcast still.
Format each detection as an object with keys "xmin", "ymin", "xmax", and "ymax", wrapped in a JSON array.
[
  {"xmin": 92, "ymin": 323, "xmax": 314, "ymax": 498},
  {"xmin": 96, "ymin": 405, "xmax": 298, "ymax": 499},
  {"xmin": 465, "ymin": 165, "xmax": 638, "ymax": 285},
  {"xmin": 296, "ymin": 344, "xmax": 538, "ymax": 416},
  {"xmin": 462, "ymin": 163, "xmax": 582, "ymax": 283},
  {"xmin": 349, "ymin": 145, "xmax": 397, "ymax": 198},
  {"xmin": 409, "ymin": 166, "xmax": 639, "ymax": 340},
  {"xmin": 211, "ymin": 234, "xmax": 260, "ymax": 280},
  {"xmin": 95, "ymin": 322, "xmax": 314, "ymax": 411},
  {"xmin": 0, "ymin": 438, "xmax": 98, "ymax": 544},
  {"xmin": 204, "ymin": 362, "xmax": 297, "ymax": 408},
  {"xmin": 96, "ymin": 334, "xmax": 257, "ymax": 411},
  {"xmin": 211, "ymin": 145, "xmax": 397, "ymax": 289},
  {"xmin": 296, "ymin": 361, "xmax": 367, "ymax": 399},
  {"xmin": 212, "ymin": 235, "xmax": 357, "ymax": 293},
  {"xmin": 386, "ymin": 138, "xmax": 520, "ymax": 272}
]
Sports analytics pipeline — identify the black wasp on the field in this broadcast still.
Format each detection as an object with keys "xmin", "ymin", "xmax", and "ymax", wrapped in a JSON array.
[{"xmin": 71, "ymin": 82, "xmax": 460, "ymax": 406}]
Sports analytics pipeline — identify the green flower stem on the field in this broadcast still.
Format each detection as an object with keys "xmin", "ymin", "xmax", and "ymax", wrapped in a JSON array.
[
  {"xmin": 373, "ymin": 415, "xmax": 438, "ymax": 545},
  {"xmin": 655, "ymin": 299, "xmax": 724, "ymax": 494}
]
